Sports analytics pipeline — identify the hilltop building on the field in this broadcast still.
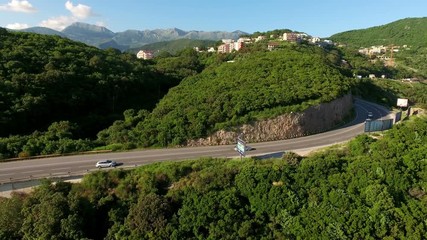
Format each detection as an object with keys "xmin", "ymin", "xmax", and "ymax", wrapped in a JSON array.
[
  {"xmin": 255, "ymin": 35, "xmax": 267, "ymax": 42},
  {"xmin": 311, "ymin": 37, "xmax": 321, "ymax": 43},
  {"xmin": 217, "ymin": 39, "xmax": 245, "ymax": 53},
  {"xmin": 267, "ymin": 42, "xmax": 280, "ymax": 51},
  {"xmin": 283, "ymin": 32, "xmax": 299, "ymax": 42},
  {"xmin": 136, "ymin": 50, "xmax": 154, "ymax": 60}
]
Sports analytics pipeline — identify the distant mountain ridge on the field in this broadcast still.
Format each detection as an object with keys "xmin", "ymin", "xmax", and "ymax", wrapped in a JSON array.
[{"xmin": 18, "ymin": 22, "xmax": 247, "ymax": 51}]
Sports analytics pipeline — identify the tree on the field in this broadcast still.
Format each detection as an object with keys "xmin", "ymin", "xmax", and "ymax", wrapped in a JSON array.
[
  {"xmin": 0, "ymin": 193, "xmax": 26, "ymax": 240},
  {"xmin": 20, "ymin": 180, "xmax": 86, "ymax": 240},
  {"xmin": 123, "ymin": 193, "xmax": 172, "ymax": 239}
]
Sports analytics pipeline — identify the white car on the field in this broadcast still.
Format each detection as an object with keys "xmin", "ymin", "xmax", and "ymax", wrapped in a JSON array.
[{"xmin": 96, "ymin": 160, "xmax": 117, "ymax": 168}]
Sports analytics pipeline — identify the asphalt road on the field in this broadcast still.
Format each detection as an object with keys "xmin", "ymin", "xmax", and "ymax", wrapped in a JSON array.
[{"xmin": 0, "ymin": 98, "xmax": 392, "ymax": 184}]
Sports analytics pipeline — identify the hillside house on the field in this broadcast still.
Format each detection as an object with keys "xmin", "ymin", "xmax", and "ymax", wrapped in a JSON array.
[
  {"xmin": 283, "ymin": 32, "xmax": 299, "ymax": 42},
  {"xmin": 267, "ymin": 42, "xmax": 280, "ymax": 51},
  {"xmin": 358, "ymin": 45, "xmax": 387, "ymax": 56},
  {"xmin": 311, "ymin": 37, "xmax": 321, "ymax": 43},
  {"xmin": 136, "ymin": 50, "xmax": 154, "ymax": 60},
  {"xmin": 218, "ymin": 43, "xmax": 232, "ymax": 53},
  {"xmin": 218, "ymin": 39, "xmax": 245, "ymax": 53},
  {"xmin": 238, "ymin": 37, "xmax": 251, "ymax": 43},
  {"xmin": 255, "ymin": 35, "xmax": 266, "ymax": 42}
]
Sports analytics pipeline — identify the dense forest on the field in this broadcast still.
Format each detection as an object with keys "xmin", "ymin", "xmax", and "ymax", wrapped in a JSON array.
[
  {"xmin": 127, "ymin": 39, "xmax": 218, "ymax": 55},
  {"xmin": 0, "ymin": 29, "xmax": 207, "ymax": 158},
  {"xmin": 0, "ymin": 28, "xmax": 170, "ymax": 138},
  {"xmin": 100, "ymin": 44, "xmax": 353, "ymax": 148},
  {"xmin": 1, "ymin": 25, "xmax": 426, "ymax": 159},
  {"xmin": 1, "ymin": 115, "xmax": 426, "ymax": 239},
  {"xmin": 330, "ymin": 17, "xmax": 427, "ymax": 48},
  {"xmin": 1, "ymin": 19, "xmax": 427, "ymax": 239}
]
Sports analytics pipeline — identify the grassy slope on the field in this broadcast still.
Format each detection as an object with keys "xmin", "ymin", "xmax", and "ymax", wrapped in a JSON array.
[
  {"xmin": 330, "ymin": 17, "xmax": 427, "ymax": 48},
  {"xmin": 128, "ymin": 39, "xmax": 217, "ymax": 54},
  {"xmin": 134, "ymin": 44, "xmax": 352, "ymax": 146}
]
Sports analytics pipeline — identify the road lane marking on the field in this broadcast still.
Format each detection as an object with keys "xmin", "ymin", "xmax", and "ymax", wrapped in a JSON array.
[
  {"xmin": 52, "ymin": 167, "xmax": 74, "ymax": 171},
  {"xmin": 23, "ymin": 170, "xmax": 44, "ymax": 174}
]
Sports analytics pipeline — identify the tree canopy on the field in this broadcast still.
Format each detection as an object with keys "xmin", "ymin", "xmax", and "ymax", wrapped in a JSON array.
[
  {"xmin": 122, "ymin": 44, "xmax": 352, "ymax": 147},
  {"xmin": 0, "ymin": 30, "xmax": 177, "ymax": 138},
  {"xmin": 330, "ymin": 17, "xmax": 427, "ymax": 48},
  {"xmin": 1, "ymin": 27, "xmax": 426, "ymax": 159},
  {"xmin": 1, "ymin": 116, "xmax": 427, "ymax": 239}
]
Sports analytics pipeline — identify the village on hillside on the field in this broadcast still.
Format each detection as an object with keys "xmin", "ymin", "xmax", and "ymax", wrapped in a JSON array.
[
  {"xmin": 135, "ymin": 32, "xmax": 421, "ymax": 82},
  {"xmin": 357, "ymin": 45, "xmax": 409, "ymax": 67},
  {"xmin": 136, "ymin": 32, "xmax": 333, "ymax": 60}
]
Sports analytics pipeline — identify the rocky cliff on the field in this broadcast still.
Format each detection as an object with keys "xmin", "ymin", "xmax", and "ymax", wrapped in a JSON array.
[{"xmin": 186, "ymin": 94, "xmax": 353, "ymax": 146}]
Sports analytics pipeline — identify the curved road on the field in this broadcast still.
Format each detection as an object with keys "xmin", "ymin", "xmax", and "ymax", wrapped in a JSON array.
[{"xmin": 0, "ymin": 99, "xmax": 392, "ymax": 184}]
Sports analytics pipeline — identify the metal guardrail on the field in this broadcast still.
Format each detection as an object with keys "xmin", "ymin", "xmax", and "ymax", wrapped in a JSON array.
[
  {"xmin": 0, "ymin": 176, "xmax": 83, "ymax": 194},
  {"xmin": 0, "ymin": 165, "xmax": 137, "ymax": 191},
  {"xmin": 0, "ymin": 150, "xmax": 114, "ymax": 163}
]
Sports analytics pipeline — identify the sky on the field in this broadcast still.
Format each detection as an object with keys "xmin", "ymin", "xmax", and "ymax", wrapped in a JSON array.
[{"xmin": 0, "ymin": 0, "xmax": 426, "ymax": 37}]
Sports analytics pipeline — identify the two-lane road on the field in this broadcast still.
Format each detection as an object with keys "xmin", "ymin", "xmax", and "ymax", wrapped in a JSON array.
[{"xmin": 0, "ymin": 99, "xmax": 392, "ymax": 184}]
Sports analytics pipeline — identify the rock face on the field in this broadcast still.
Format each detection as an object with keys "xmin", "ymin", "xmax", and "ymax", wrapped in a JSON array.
[{"xmin": 186, "ymin": 94, "xmax": 353, "ymax": 146}]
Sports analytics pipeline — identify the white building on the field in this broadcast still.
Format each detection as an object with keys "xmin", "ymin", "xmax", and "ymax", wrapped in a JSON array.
[
  {"xmin": 255, "ymin": 35, "xmax": 266, "ymax": 42},
  {"xmin": 217, "ymin": 39, "xmax": 245, "ymax": 53},
  {"xmin": 218, "ymin": 43, "xmax": 232, "ymax": 53},
  {"xmin": 283, "ymin": 32, "xmax": 299, "ymax": 42},
  {"xmin": 222, "ymin": 39, "xmax": 234, "ymax": 44},
  {"xmin": 311, "ymin": 37, "xmax": 321, "ymax": 43},
  {"xmin": 237, "ymin": 37, "xmax": 251, "ymax": 43},
  {"xmin": 137, "ymin": 50, "xmax": 154, "ymax": 60}
]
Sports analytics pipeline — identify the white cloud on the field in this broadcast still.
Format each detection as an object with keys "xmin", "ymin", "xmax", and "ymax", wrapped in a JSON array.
[
  {"xmin": 38, "ymin": 1, "xmax": 99, "ymax": 31},
  {"xmin": 6, "ymin": 22, "xmax": 29, "ymax": 29},
  {"xmin": 0, "ymin": 0, "xmax": 36, "ymax": 13},
  {"xmin": 65, "ymin": 1, "xmax": 92, "ymax": 19},
  {"xmin": 95, "ymin": 21, "xmax": 106, "ymax": 27},
  {"xmin": 40, "ymin": 16, "xmax": 75, "ymax": 31}
]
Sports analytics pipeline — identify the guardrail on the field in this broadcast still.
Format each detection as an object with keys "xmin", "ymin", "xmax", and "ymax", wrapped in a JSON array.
[
  {"xmin": 0, "ymin": 176, "xmax": 83, "ymax": 195},
  {"xmin": 0, "ymin": 149, "xmax": 114, "ymax": 163},
  {"xmin": 0, "ymin": 165, "xmax": 137, "ymax": 191}
]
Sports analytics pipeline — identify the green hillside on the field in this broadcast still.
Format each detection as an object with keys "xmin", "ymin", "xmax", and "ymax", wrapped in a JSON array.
[
  {"xmin": 128, "ymin": 38, "xmax": 217, "ymax": 55},
  {"xmin": 0, "ymin": 28, "xmax": 177, "ymax": 138},
  {"xmin": 118, "ymin": 45, "xmax": 352, "ymax": 147},
  {"xmin": 1, "ymin": 25, "xmax": 426, "ymax": 158},
  {"xmin": 331, "ymin": 17, "xmax": 427, "ymax": 78},
  {"xmin": 2, "ymin": 116, "xmax": 427, "ymax": 239},
  {"xmin": 330, "ymin": 17, "xmax": 427, "ymax": 48}
]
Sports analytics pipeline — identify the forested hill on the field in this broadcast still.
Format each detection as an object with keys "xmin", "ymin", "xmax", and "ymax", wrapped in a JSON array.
[
  {"xmin": 128, "ymin": 39, "xmax": 217, "ymax": 55},
  {"xmin": 0, "ymin": 28, "xmax": 177, "ymax": 138},
  {"xmin": 108, "ymin": 44, "xmax": 352, "ymax": 147},
  {"xmin": 1, "ymin": 115, "xmax": 426, "ymax": 239},
  {"xmin": 330, "ymin": 17, "xmax": 427, "ymax": 48}
]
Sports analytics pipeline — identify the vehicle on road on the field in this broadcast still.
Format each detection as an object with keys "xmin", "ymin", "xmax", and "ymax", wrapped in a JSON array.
[
  {"xmin": 96, "ymin": 160, "xmax": 117, "ymax": 168},
  {"xmin": 367, "ymin": 112, "xmax": 373, "ymax": 119}
]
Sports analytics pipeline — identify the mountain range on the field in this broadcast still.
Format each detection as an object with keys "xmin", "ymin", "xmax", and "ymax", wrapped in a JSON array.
[{"xmin": 17, "ymin": 22, "xmax": 247, "ymax": 51}]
